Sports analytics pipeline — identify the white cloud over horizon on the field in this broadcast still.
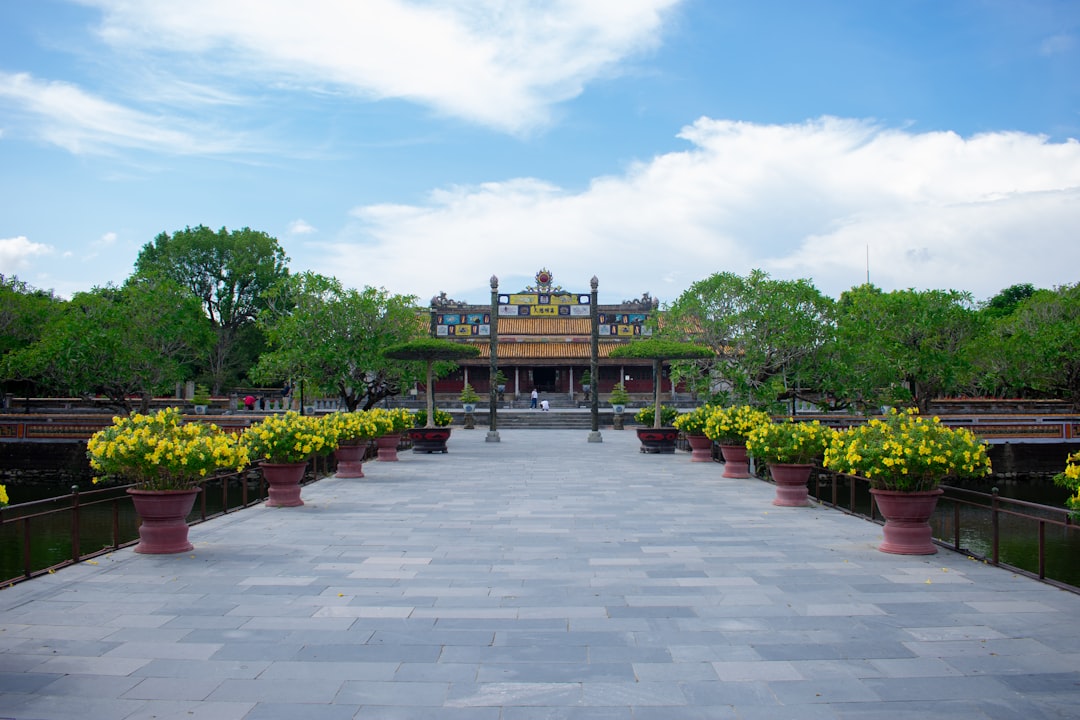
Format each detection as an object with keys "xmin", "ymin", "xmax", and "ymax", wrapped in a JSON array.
[
  {"xmin": 314, "ymin": 117, "xmax": 1080, "ymax": 304},
  {"xmin": 0, "ymin": 236, "xmax": 54, "ymax": 275},
  {"xmin": 76, "ymin": 0, "xmax": 681, "ymax": 135}
]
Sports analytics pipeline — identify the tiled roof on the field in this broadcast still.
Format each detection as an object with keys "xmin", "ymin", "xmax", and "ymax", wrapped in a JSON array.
[
  {"xmin": 458, "ymin": 341, "xmax": 631, "ymax": 360},
  {"xmin": 496, "ymin": 317, "xmax": 592, "ymax": 335}
]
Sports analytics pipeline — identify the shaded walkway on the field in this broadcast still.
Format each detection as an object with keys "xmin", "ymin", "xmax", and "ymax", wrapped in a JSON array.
[{"xmin": 1, "ymin": 429, "xmax": 1078, "ymax": 719}]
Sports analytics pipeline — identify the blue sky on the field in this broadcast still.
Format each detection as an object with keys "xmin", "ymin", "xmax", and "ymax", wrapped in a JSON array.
[{"xmin": 2, "ymin": 0, "xmax": 1079, "ymax": 305}]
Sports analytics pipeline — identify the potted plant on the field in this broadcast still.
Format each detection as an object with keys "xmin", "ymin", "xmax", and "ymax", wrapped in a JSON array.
[
  {"xmin": 823, "ymin": 408, "xmax": 992, "ymax": 554},
  {"xmin": 632, "ymin": 405, "xmax": 680, "ymax": 453},
  {"xmin": 240, "ymin": 411, "xmax": 338, "ymax": 507},
  {"xmin": 410, "ymin": 407, "xmax": 453, "ymax": 453},
  {"xmin": 86, "ymin": 408, "xmax": 249, "ymax": 553},
  {"xmin": 704, "ymin": 405, "xmax": 772, "ymax": 478},
  {"xmin": 323, "ymin": 410, "xmax": 382, "ymax": 478},
  {"xmin": 459, "ymin": 383, "xmax": 480, "ymax": 428},
  {"xmin": 1053, "ymin": 451, "xmax": 1080, "ymax": 518},
  {"xmin": 609, "ymin": 381, "xmax": 630, "ymax": 414},
  {"xmin": 609, "ymin": 338, "xmax": 713, "ymax": 452},
  {"xmin": 745, "ymin": 418, "xmax": 829, "ymax": 506},
  {"xmin": 192, "ymin": 384, "xmax": 211, "ymax": 414},
  {"xmin": 369, "ymin": 407, "xmax": 413, "ymax": 462},
  {"xmin": 383, "ymin": 339, "xmax": 481, "ymax": 453},
  {"xmin": 672, "ymin": 405, "xmax": 716, "ymax": 462}
]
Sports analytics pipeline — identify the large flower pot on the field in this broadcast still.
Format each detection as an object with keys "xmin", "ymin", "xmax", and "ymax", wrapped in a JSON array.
[
  {"xmin": 408, "ymin": 427, "xmax": 451, "ymax": 453},
  {"xmin": 870, "ymin": 488, "xmax": 943, "ymax": 555},
  {"xmin": 376, "ymin": 433, "xmax": 401, "ymax": 461},
  {"xmin": 685, "ymin": 434, "xmax": 713, "ymax": 462},
  {"xmin": 769, "ymin": 463, "xmax": 814, "ymax": 507},
  {"xmin": 718, "ymin": 444, "xmax": 751, "ymax": 478},
  {"xmin": 127, "ymin": 488, "xmax": 201, "ymax": 554},
  {"xmin": 335, "ymin": 442, "xmax": 366, "ymax": 478},
  {"xmin": 636, "ymin": 427, "xmax": 678, "ymax": 454},
  {"xmin": 261, "ymin": 461, "xmax": 308, "ymax": 507}
]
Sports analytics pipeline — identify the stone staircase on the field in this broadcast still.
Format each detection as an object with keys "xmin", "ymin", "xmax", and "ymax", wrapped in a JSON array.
[{"xmin": 448, "ymin": 408, "xmax": 630, "ymax": 429}]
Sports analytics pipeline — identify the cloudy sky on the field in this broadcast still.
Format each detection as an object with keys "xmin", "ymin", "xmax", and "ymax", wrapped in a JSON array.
[{"xmin": 2, "ymin": 0, "xmax": 1079, "ymax": 305}]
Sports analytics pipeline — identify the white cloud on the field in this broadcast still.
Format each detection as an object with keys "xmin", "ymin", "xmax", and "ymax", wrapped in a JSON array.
[
  {"xmin": 288, "ymin": 219, "xmax": 317, "ymax": 235},
  {"xmin": 312, "ymin": 117, "xmax": 1080, "ymax": 303},
  {"xmin": 0, "ymin": 236, "xmax": 54, "ymax": 274},
  {"xmin": 78, "ymin": 0, "xmax": 681, "ymax": 134},
  {"xmin": 0, "ymin": 71, "xmax": 255, "ymax": 155}
]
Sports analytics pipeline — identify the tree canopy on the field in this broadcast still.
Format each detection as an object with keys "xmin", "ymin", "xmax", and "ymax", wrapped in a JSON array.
[
  {"xmin": 383, "ymin": 339, "xmax": 482, "ymax": 427},
  {"xmin": 609, "ymin": 338, "xmax": 712, "ymax": 428},
  {"xmin": 133, "ymin": 225, "xmax": 289, "ymax": 393},
  {"xmin": 4, "ymin": 278, "xmax": 213, "ymax": 413},
  {"xmin": 252, "ymin": 272, "xmax": 426, "ymax": 411}
]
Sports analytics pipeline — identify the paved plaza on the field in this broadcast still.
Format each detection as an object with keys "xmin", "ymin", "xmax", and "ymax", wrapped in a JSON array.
[{"xmin": 1, "ymin": 427, "xmax": 1078, "ymax": 719}]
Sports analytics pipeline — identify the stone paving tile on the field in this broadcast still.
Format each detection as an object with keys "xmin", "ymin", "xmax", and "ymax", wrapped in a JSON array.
[{"xmin": 2, "ymin": 428, "xmax": 1080, "ymax": 719}]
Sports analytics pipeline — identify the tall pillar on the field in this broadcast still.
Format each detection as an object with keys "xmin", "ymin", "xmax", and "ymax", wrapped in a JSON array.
[
  {"xmin": 588, "ymin": 275, "xmax": 602, "ymax": 443},
  {"xmin": 487, "ymin": 275, "xmax": 500, "ymax": 442}
]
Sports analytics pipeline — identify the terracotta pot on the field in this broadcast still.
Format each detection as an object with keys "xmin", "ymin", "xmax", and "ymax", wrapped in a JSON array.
[
  {"xmin": 685, "ymin": 434, "xmax": 713, "ymax": 462},
  {"xmin": 376, "ymin": 433, "xmax": 401, "ymax": 461},
  {"xmin": 127, "ymin": 488, "xmax": 201, "ymax": 554},
  {"xmin": 769, "ymin": 463, "xmax": 814, "ymax": 507},
  {"xmin": 636, "ymin": 427, "xmax": 678, "ymax": 454},
  {"xmin": 870, "ymin": 488, "xmax": 943, "ymax": 555},
  {"xmin": 718, "ymin": 443, "xmax": 751, "ymax": 478},
  {"xmin": 408, "ymin": 427, "xmax": 451, "ymax": 453},
  {"xmin": 335, "ymin": 442, "xmax": 366, "ymax": 478},
  {"xmin": 261, "ymin": 461, "xmax": 308, "ymax": 507}
]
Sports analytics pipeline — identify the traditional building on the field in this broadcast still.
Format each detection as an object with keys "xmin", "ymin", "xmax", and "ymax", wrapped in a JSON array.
[{"xmin": 428, "ymin": 269, "xmax": 677, "ymax": 404}]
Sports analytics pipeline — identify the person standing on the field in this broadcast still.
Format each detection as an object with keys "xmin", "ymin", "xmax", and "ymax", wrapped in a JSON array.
[{"xmin": 530, "ymin": 388, "xmax": 538, "ymax": 409}]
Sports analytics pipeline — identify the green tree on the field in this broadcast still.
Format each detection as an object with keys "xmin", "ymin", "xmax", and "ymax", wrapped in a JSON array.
[
  {"xmin": 4, "ymin": 278, "xmax": 214, "ymax": 413},
  {"xmin": 383, "ymin": 339, "xmax": 482, "ymax": 427},
  {"xmin": 823, "ymin": 285, "xmax": 979, "ymax": 413},
  {"xmin": 663, "ymin": 270, "xmax": 834, "ymax": 410},
  {"xmin": 0, "ymin": 275, "xmax": 62, "ymax": 396},
  {"xmin": 133, "ymin": 225, "xmax": 289, "ymax": 394},
  {"xmin": 252, "ymin": 273, "xmax": 427, "ymax": 411},
  {"xmin": 981, "ymin": 283, "xmax": 1036, "ymax": 319},
  {"xmin": 608, "ymin": 338, "xmax": 713, "ymax": 428},
  {"xmin": 978, "ymin": 284, "xmax": 1080, "ymax": 401}
]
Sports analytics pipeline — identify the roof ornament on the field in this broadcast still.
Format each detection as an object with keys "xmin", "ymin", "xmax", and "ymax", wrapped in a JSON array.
[
  {"xmin": 622, "ymin": 291, "xmax": 658, "ymax": 309},
  {"xmin": 522, "ymin": 267, "xmax": 565, "ymax": 294}
]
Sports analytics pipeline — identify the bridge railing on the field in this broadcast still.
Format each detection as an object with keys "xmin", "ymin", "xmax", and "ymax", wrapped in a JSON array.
[
  {"xmin": 810, "ymin": 471, "xmax": 1079, "ymax": 593},
  {"xmin": 0, "ymin": 455, "xmax": 335, "ymax": 586}
]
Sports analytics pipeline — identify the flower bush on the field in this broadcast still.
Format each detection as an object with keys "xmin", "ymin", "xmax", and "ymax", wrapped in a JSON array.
[
  {"xmin": 634, "ymin": 405, "xmax": 679, "ymax": 427},
  {"xmin": 241, "ymin": 411, "xmax": 337, "ymax": 464},
  {"xmin": 704, "ymin": 405, "xmax": 772, "ymax": 445},
  {"xmin": 87, "ymin": 408, "xmax": 249, "ymax": 490},
  {"xmin": 370, "ymin": 407, "xmax": 414, "ymax": 434},
  {"xmin": 0, "ymin": 484, "xmax": 8, "ymax": 506},
  {"xmin": 1053, "ymin": 451, "xmax": 1080, "ymax": 515},
  {"xmin": 745, "ymin": 419, "xmax": 829, "ymax": 465},
  {"xmin": 823, "ymin": 408, "xmax": 992, "ymax": 491},
  {"xmin": 323, "ymin": 411, "xmax": 383, "ymax": 444},
  {"xmin": 414, "ymin": 408, "xmax": 452, "ymax": 427},
  {"xmin": 672, "ymin": 405, "xmax": 715, "ymax": 436}
]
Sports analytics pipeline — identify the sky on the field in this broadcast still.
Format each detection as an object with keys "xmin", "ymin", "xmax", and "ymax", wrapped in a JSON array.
[{"xmin": 1, "ymin": 0, "xmax": 1079, "ymax": 307}]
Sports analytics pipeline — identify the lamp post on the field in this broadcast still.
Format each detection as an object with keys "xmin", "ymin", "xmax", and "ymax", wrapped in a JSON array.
[
  {"xmin": 487, "ymin": 274, "xmax": 500, "ymax": 443},
  {"xmin": 588, "ymin": 275, "xmax": 602, "ymax": 443}
]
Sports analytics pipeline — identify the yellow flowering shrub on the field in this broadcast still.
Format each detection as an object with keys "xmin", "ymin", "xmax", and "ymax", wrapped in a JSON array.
[
  {"xmin": 0, "ymin": 483, "xmax": 8, "ymax": 506},
  {"xmin": 672, "ymin": 405, "xmax": 715, "ymax": 436},
  {"xmin": 746, "ymin": 419, "xmax": 829, "ymax": 465},
  {"xmin": 704, "ymin": 405, "xmax": 772, "ymax": 444},
  {"xmin": 323, "ymin": 410, "xmax": 384, "ymax": 444},
  {"xmin": 823, "ymin": 408, "xmax": 992, "ymax": 491},
  {"xmin": 86, "ymin": 408, "xmax": 249, "ymax": 490},
  {"xmin": 1053, "ymin": 451, "xmax": 1080, "ymax": 515},
  {"xmin": 374, "ymin": 407, "xmax": 415, "ymax": 434},
  {"xmin": 241, "ymin": 411, "xmax": 337, "ymax": 464}
]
